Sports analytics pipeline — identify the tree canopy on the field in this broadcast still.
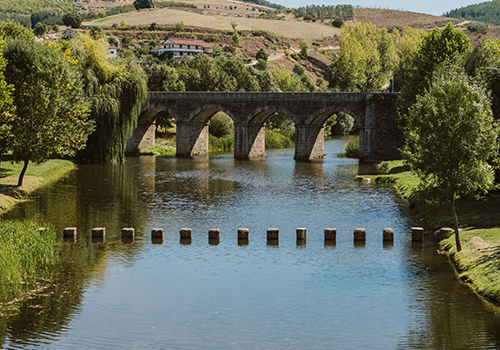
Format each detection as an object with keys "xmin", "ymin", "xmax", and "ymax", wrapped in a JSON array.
[
  {"xmin": 401, "ymin": 63, "xmax": 499, "ymax": 251},
  {"xmin": 133, "ymin": 0, "xmax": 154, "ymax": 10},
  {"xmin": 3, "ymin": 39, "xmax": 94, "ymax": 185},
  {"xmin": 402, "ymin": 22, "xmax": 472, "ymax": 107},
  {"xmin": 329, "ymin": 21, "xmax": 396, "ymax": 92},
  {"xmin": 70, "ymin": 35, "xmax": 147, "ymax": 163}
]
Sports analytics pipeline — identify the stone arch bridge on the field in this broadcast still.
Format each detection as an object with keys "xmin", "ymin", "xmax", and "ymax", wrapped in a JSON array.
[{"xmin": 127, "ymin": 92, "xmax": 403, "ymax": 162}]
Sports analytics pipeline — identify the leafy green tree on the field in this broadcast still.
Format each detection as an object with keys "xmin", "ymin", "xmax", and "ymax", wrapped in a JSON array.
[
  {"xmin": 299, "ymin": 40, "xmax": 309, "ymax": 57},
  {"xmin": 401, "ymin": 64, "xmax": 499, "ymax": 252},
  {"xmin": 329, "ymin": 20, "xmax": 396, "ymax": 92},
  {"xmin": 464, "ymin": 38, "xmax": 500, "ymax": 121},
  {"xmin": 402, "ymin": 22, "xmax": 471, "ymax": 107},
  {"xmin": 133, "ymin": 0, "xmax": 154, "ymax": 10},
  {"xmin": 393, "ymin": 26, "xmax": 426, "ymax": 92},
  {"xmin": 232, "ymin": 32, "xmax": 241, "ymax": 47},
  {"xmin": 146, "ymin": 64, "xmax": 185, "ymax": 91},
  {"xmin": 209, "ymin": 112, "xmax": 233, "ymax": 137},
  {"xmin": 255, "ymin": 48, "xmax": 268, "ymax": 61},
  {"xmin": 3, "ymin": 39, "xmax": 94, "ymax": 186},
  {"xmin": 52, "ymin": 24, "xmax": 60, "ymax": 33},
  {"xmin": 33, "ymin": 22, "xmax": 47, "ymax": 37},
  {"xmin": 0, "ymin": 21, "xmax": 35, "ymax": 41},
  {"xmin": 62, "ymin": 13, "xmax": 81, "ymax": 28},
  {"xmin": 70, "ymin": 35, "xmax": 147, "ymax": 163},
  {"xmin": 256, "ymin": 58, "xmax": 267, "ymax": 71}
]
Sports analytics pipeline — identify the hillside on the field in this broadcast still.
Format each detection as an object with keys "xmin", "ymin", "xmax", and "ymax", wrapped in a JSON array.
[{"xmin": 445, "ymin": 0, "xmax": 500, "ymax": 26}]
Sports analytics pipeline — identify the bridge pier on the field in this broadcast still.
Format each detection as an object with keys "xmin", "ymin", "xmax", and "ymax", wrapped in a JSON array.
[
  {"xmin": 126, "ymin": 120, "xmax": 156, "ymax": 153},
  {"xmin": 294, "ymin": 125, "xmax": 325, "ymax": 161},
  {"xmin": 176, "ymin": 122, "xmax": 209, "ymax": 157},
  {"xmin": 234, "ymin": 123, "xmax": 266, "ymax": 159}
]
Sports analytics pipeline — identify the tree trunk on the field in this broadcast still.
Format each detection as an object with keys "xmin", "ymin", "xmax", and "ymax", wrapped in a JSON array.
[
  {"xmin": 17, "ymin": 158, "xmax": 29, "ymax": 187},
  {"xmin": 451, "ymin": 195, "xmax": 461, "ymax": 252}
]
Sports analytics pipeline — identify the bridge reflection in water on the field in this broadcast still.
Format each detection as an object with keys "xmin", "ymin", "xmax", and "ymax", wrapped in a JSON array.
[{"xmin": 127, "ymin": 92, "xmax": 403, "ymax": 162}]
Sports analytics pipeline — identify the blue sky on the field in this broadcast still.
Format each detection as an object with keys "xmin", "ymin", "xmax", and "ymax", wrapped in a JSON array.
[{"xmin": 273, "ymin": 0, "xmax": 481, "ymax": 16}]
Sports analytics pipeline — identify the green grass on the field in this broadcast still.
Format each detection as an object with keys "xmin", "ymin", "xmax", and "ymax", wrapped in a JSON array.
[
  {"xmin": 0, "ymin": 158, "xmax": 75, "ymax": 215},
  {"xmin": 0, "ymin": 220, "xmax": 60, "ymax": 300},
  {"xmin": 441, "ymin": 228, "xmax": 500, "ymax": 304},
  {"xmin": 365, "ymin": 160, "xmax": 500, "ymax": 305}
]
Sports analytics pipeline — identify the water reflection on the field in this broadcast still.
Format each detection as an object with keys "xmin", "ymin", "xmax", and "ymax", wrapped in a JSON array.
[{"xmin": 1, "ymin": 137, "xmax": 500, "ymax": 349}]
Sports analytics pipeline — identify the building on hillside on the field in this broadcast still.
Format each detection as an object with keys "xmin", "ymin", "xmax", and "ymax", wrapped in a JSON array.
[
  {"xmin": 108, "ymin": 45, "xmax": 118, "ymax": 58},
  {"xmin": 64, "ymin": 27, "xmax": 86, "ymax": 39},
  {"xmin": 151, "ymin": 37, "xmax": 213, "ymax": 58}
]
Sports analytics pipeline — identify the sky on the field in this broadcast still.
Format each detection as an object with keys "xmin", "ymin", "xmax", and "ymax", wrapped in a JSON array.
[{"xmin": 273, "ymin": 0, "xmax": 482, "ymax": 16}]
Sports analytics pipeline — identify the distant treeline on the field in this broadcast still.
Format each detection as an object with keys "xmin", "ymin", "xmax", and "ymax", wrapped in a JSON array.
[
  {"xmin": 444, "ymin": 0, "xmax": 500, "ymax": 26},
  {"xmin": 0, "ymin": 0, "xmax": 196, "ymax": 29},
  {"xmin": 292, "ymin": 4, "xmax": 354, "ymax": 21},
  {"xmin": 239, "ymin": 0, "xmax": 286, "ymax": 10}
]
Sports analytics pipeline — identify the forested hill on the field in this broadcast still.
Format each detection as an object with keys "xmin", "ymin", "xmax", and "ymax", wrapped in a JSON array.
[{"xmin": 445, "ymin": 0, "xmax": 500, "ymax": 26}]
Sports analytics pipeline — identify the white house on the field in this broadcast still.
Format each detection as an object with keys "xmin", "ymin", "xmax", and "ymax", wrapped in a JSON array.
[
  {"xmin": 108, "ymin": 45, "xmax": 118, "ymax": 58},
  {"xmin": 151, "ymin": 37, "xmax": 213, "ymax": 58},
  {"xmin": 63, "ymin": 27, "xmax": 86, "ymax": 39}
]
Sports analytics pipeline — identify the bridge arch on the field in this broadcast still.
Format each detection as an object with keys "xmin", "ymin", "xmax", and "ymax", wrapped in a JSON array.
[{"xmin": 130, "ymin": 92, "xmax": 404, "ymax": 161}]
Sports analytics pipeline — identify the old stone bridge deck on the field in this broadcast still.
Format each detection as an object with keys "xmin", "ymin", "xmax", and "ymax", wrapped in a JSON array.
[{"xmin": 127, "ymin": 92, "xmax": 403, "ymax": 162}]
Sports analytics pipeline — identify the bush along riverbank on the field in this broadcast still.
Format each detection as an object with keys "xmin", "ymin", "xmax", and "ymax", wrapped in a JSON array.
[
  {"xmin": 0, "ymin": 221, "xmax": 60, "ymax": 301},
  {"xmin": 362, "ymin": 160, "xmax": 500, "ymax": 305}
]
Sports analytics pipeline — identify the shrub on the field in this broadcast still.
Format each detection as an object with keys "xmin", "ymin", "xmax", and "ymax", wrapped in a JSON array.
[
  {"xmin": 256, "ymin": 48, "xmax": 269, "ymax": 61},
  {"xmin": 291, "ymin": 52, "xmax": 300, "ymax": 60},
  {"xmin": 265, "ymin": 129, "xmax": 294, "ymax": 149},
  {"xmin": 232, "ymin": 32, "xmax": 241, "ymax": 47},
  {"xmin": 292, "ymin": 63, "xmax": 304, "ymax": 75},
  {"xmin": 332, "ymin": 18, "xmax": 344, "ymax": 28},
  {"xmin": 209, "ymin": 134, "xmax": 234, "ymax": 151},
  {"xmin": 209, "ymin": 112, "xmax": 234, "ymax": 138},
  {"xmin": 344, "ymin": 138, "xmax": 359, "ymax": 158},
  {"xmin": 174, "ymin": 21, "xmax": 184, "ymax": 31},
  {"xmin": 299, "ymin": 41, "xmax": 309, "ymax": 57},
  {"xmin": 256, "ymin": 58, "xmax": 267, "ymax": 71}
]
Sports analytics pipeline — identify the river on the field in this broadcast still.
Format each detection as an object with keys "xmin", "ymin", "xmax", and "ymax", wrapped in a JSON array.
[{"xmin": 1, "ymin": 137, "xmax": 500, "ymax": 349}]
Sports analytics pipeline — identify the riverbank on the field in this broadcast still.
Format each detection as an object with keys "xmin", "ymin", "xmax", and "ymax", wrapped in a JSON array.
[
  {"xmin": 363, "ymin": 160, "xmax": 500, "ymax": 304},
  {"xmin": 0, "ymin": 158, "xmax": 75, "ymax": 215}
]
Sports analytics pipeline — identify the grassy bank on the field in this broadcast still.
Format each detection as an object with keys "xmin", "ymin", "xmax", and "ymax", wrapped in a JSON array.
[
  {"xmin": 364, "ymin": 160, "xmax": 500, "ymax": 304},
  {"xmin": 0, "ymin": 158, "xmax": 75, "ymax": 215}
]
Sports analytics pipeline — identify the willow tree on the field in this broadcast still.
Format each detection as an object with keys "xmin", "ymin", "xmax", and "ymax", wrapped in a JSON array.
[{"xmin": 71, "ymin": 35, "xmax": 148, "ymax": 163}]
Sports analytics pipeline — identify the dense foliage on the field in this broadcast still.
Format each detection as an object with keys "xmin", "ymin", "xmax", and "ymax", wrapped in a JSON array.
[
  {"xmin": 329, "ymin": 21, "xmax": 396, "ymax": 92},
  {"xmin": 70, "ymin": 36, "xmax": 148, "ymax": 163},
  {"xmin": 401, "ymin": 22, "xmax": 471, "ymax": 108},
  {"xmin": 401, "ymin": 64, "xmax": 499, "ymax": 251},
  {"xmin": 293, "ymin": 4, "xmax": 354, "ymax": 21},
  {"xmin": 444, "ymin": 0, "xmax": 500, "ymax": 26},
  {"xmin": 3, "ymin": 39, "xmax": 94, "ymax": 185}
]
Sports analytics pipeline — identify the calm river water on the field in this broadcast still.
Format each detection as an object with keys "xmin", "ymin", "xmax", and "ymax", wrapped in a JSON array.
[{"xmin": 2, "ymin": 137, "xmax": 500, "ymax": 349}]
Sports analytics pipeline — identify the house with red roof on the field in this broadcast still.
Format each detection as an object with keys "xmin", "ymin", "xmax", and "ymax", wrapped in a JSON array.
[{"xmin": 151, "ymin": 37, "xmax": 213, "ymax": 58}]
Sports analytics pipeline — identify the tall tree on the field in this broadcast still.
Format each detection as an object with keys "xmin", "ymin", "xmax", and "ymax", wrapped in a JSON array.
[
  {"xmin": 393, "ymin": 26, "xmax": 426, "ymax": 92},
  {"xmin": 70, "ymin": 35, "xmax": 147, "ymax": 163},
  {"xmin": 62, "ymin": 13, "xmax": 81, "ymax": 28},
  {"xmin": 329, "ymin": 21, "xmax": 396, "ymax": 92},
  {"xmin": 402, "ymin": 22, "xmax": 471, "ymax": 107},
  {"xmin": 133, "ymin": 0, "xmax": 154, "ymax": 10},
  {"xmin": 3, "ymin": 39, "xmax": 94, "ymax": 186},
  {"xmin": 401, "ymin": 63, "xmax": 499, "ymax": 252}
]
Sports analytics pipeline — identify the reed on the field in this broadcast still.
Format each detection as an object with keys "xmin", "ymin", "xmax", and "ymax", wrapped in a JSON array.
[{"xmin": 0, "ymin": 220, "xmax": 60, "ymax": 299}]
